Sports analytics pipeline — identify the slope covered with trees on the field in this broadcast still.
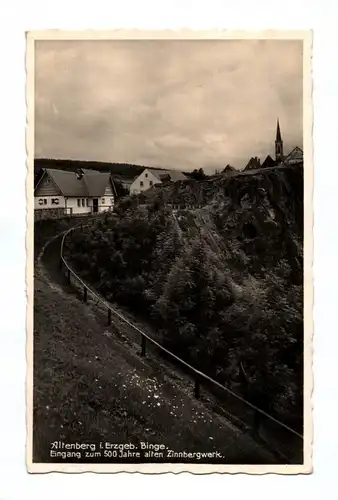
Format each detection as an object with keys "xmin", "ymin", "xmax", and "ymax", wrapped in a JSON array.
[{"xmin": 65, "ymin": 165, "xmax": 303, "ymax": 434}]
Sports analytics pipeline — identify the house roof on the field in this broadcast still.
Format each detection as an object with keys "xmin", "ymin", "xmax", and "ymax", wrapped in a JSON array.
[
  {"xmin": 38, "ymin": 168, "xmax": 111, "ymax": 197},
  {"xmin": 222, "ymin": 164, "xmax": 236, "ymax": 173},
  {"xmin": 111, "ymin": 174, "xmax": 135, "ymax": 185},
  {"xmin": 150, "ymin": 168, "xmax": 188, "ymax": 182},
  {"xmin": 283, "ymin": 147, "xmax": 303, "ymax": 164},
  {"xmin": 80, "ymin": 168, "xmax": 101, "ymax": 175},
  {"xmin": 83, "ymin": 172, "xmax": 112, "ymax": 197},
  {"xmin": 261, "ymin": 155, "xmax": 276, "ymax": 168},
  {"xmin": 244, "ymin": 157, "xmax": 261, "ymax": 171}
]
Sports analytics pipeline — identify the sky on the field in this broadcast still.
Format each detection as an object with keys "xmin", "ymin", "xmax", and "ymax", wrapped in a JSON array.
[{"xmin": 34, "ymin": 39, "xmax": 303, "ymax": 172}]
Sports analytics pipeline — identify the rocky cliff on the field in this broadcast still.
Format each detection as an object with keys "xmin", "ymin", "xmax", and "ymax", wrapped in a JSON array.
[{"xmin": 69, "ymin": 163, "xmax": 304, "ymax": 441}]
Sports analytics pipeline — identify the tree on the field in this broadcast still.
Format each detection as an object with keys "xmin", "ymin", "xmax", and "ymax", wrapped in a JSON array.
[{"xmin": 189, "ymin": 168, "xmax": 207, "ymax": 181}]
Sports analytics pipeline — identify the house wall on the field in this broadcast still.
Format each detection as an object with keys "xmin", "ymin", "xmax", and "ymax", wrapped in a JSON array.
[
  {"xmin": 67, "ymin": 194, "xmax": 115, "ymax": 214},
  {"xmin": 104, "ymin": 182, "xmax": 114, "ymax": 197},
  {"xmin": 97, "ymin": 183, "xmax": 115, "ymax": 212},
  {"xmin": 35, "ymin": 173, "xmax": 65, "ymax": 209},
  {"xmin": 35, "ymin": 177, "xmax": 115, "ymax": 214},
  {"xmin": 34, "ymin": 195, "xmax": 115, "ymax": 214},
  {"xmin": 130, "ymin": 169, "xmax": 161, "ymax": 195},
  {"xmin": 66, "ymin": 197, "xmax": 92, "ymax": 215},
  {"xmin": 34, "ymin": 195, "xmax": 66, "ymax": 210}
]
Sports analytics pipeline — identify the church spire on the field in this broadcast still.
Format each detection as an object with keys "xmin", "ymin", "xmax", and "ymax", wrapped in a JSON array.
[
  {"xmin": 275, "ymin": 118, "xmax": 284, "ymax": 162},
  {"xmin": 276, "ymin": 119, "xmax": 282, "ymax": 142}
]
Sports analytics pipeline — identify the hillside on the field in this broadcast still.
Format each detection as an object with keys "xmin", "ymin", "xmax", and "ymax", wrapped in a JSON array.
[
  {"xmin": 65, "ymin": 164, "xmax": 304, "ymax": 455},
  {"xmin": 34, "ymin": 159, "xmax": 211, "ymax": 190},
  {"xmin": 33, "ymin": 227, "xmax": 277, "ymax": 464},
  {"xmin": 34, "ymin": 158, "xmax": 148, "ymax": 177},
  {"xmin": 34, "ymin": 158, "xmax": 190, "ymax": 181}
]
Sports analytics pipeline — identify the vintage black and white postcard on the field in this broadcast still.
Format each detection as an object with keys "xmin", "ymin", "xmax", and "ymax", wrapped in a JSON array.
[{"xmin": 26, "ymin": 30, "xmax": 313, "ymax": 474}]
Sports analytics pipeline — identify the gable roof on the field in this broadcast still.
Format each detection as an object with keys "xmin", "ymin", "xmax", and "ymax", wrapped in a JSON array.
[
  {"xmin": 111, "ymin": 174, "xmax": 136, "ymax": 185},
  {"xmin": 244, "ymin": 157, "xmax": 261, "ymax": 171},
  {"xmin": 149, "ymin": 168, "xmax": 188, "ymax": 182},
  {"xmin": 35, "ymin": 168, "xmax": 112, "ymax": 197},
  {"xmin": 283, "ymin": 147, "xmax": 303, "ymax": 165},
  {"xmin": 222, "ymin": 164, "xmax": 236, "ymax": 173},
  {"xmin": 83, "ymin": 172, "xmax": 112, "ymax": 197},
  {"xmin": 261, "ymin": 155, "xmax": 276, "ymax": 169}
]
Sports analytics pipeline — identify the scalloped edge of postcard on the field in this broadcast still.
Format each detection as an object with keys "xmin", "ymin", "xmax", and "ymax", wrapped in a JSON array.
[{"xmin": 26, "ymin": 29, "xmax": 313, "ymax": 475}]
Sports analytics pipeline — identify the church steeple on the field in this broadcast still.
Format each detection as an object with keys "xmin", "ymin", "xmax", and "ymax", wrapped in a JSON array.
[{"xmin": 275, "ymin": 118, "xmax": 284, "ymax": 162}]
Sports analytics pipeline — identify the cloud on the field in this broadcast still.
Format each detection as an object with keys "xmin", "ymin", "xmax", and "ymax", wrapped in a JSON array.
[{"xmin": 35, "ymin": 39, "xmax": 303, "ymax": 171}]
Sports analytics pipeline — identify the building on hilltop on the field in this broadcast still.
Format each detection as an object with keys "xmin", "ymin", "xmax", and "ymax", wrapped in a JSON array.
[
  {"xmin": 222, "ymin": 164, "xmax": 236, "ymax": 173},
  {"xmin": 244, "ymin": 120, "xmax": 303, "ymax": 172},
  {"xmin": 283, "ymin": 146, "xmax": 304, "ymax": 166},
  {"xmin": 34, "ymin": 168, "xmax": 117, "ymax": 215},
  {"xmin": 261, "ymin": 119, "xmax": 303, "ymax": 168},
  {"xmin": 261, "ymin": 154, "xmax": 276, "ymax": 169},
  {"xmin": 130, "ymin": 168, "xmax": 188, "ymax": 195},
  {"xmin": 244, "ymin": 156, "xmax": 261, "ymax": 171},
  {"xmin": 275, "ymin": 118, "xmax": 284, "ymax": 163}
]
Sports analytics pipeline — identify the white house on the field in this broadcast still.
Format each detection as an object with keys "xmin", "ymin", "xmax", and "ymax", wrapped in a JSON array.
[
  {"xmin": 283, "ymin": 147, "xmax": 303, "ymax": 165},
  {"xmin": 130, "ymin": 168, "xmax": 188, "ymax": 195},
  {"xmin": 34, "ymin": 168, "xmax": 117, "ymax": 215}
]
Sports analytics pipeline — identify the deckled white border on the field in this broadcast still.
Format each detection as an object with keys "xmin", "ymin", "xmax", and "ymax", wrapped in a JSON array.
[{"xmin": 26, "ymin": 29, "xmax": 313, "ymax": 474}]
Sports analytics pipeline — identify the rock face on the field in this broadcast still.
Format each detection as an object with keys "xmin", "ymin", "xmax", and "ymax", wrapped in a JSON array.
[
  {"xmin": 142, "ymin": 164, "xmax": 303, "ymax": 229},
  {"xmin": 146, "ymin": 163, "xmax": 304, "ymax": 434},
  {"xmin": 136, "ymin": 165, "xmax": 303, "ymax": 276},
  {"xmin": 132, "ymin": 165, "xmax": 304, "ymax": 341}
]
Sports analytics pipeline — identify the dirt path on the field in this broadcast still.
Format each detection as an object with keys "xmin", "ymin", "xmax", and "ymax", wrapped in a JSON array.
[{"xmin": 33, "ymin": 231, "xmax": 279, "ymax": 465}]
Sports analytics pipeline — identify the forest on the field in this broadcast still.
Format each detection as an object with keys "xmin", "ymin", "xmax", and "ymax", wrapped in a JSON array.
[{"xmin": 65, "ymin": 166, "xmax": 303, "ymax": 434}]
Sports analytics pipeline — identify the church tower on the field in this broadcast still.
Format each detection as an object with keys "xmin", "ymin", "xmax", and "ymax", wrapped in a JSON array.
[{"xmin": 275, "ymin": 119, "xmax": 284, "ymax": 162}]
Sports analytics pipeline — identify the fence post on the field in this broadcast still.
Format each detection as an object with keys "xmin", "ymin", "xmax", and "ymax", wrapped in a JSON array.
[
  {"xmin": 67, "ymin": 269, "xmax": 71, "ymax": 285},
  {"xmin": 107, "ymin": 308, "xmax": 111, "ymax": 326},
  {"xmin": 141, "ymin": 336, "xmax": 146, "ymax": 357},
  {"xmin": 83, "ymin": 286, "xmax": 87, "ymax": 303},
  {"xmin": 194, "ymin": 377, "xmax": 200, "ymax": 399}
]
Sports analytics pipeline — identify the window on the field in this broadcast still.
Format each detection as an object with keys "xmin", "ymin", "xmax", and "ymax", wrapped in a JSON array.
[
  {"xmin": 81, "ymin": 199, "xmax": 85, "ymax": 207},
  {"xmin": 102, "ymin": 198, "xmax": 105, "ymax": 204},
  {"xmin": 145, "ymin": 173, "xmax": 148, "ymax": 178},
  {"xmin": 86, "ymin": 199, "xmax": 89, "ymax": 207},
  {"xmin": 149, "ymin": 181, "xmax": 153, "ymax": 186},
  {"xmin": 77, "ymin": 199, "xmax": 81, "ymax": 207},
  {"xmin": 43, "ymin": 199, "xmax": 47, "ymax": 205},
  {"xmin": 140, "ymin": 181, "xmax": 144, "ymax": 187}
]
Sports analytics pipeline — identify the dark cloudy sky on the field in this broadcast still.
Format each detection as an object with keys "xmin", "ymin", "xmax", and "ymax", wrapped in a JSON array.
[{"xmin": 34, "ymin": 39, "xmax": 303, "ymax": 172}]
